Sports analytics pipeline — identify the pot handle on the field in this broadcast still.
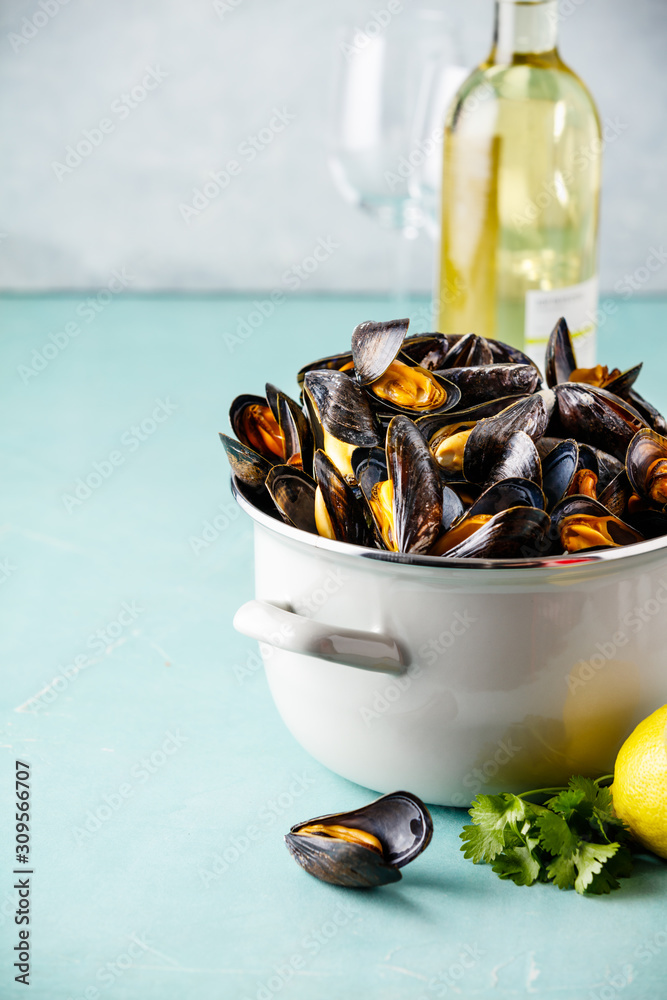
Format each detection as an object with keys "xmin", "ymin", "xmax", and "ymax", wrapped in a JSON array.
[{"xmin": 233, "ymin": 599, "xmax": 408, "ymax": 675}]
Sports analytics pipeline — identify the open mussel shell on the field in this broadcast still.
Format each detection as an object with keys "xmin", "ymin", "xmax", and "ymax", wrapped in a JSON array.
[
  {"xmin": 440, "ymin": 364, "xmax": 540, "ymax": 408},
  {"xmin": 598, "ymin": 471, "xmax": 633, "ymax": 518},
  {"xmin": 313, "ymin": 450, "xmax": 373, "ymax": 546},
  {"xmin": 551, "ymin": 495, "xmax": 644, "ymax": 552},
  {"xmin": 219, "ymin": 433, "xmax": 273, "ymax": 490},
  {"xmin": 627, "ymin": 389, "xmax": 667, "ymax": 435},
  {"xmin": 545, "ymin": 316, "xmax": 642, "ymax": 397},
  {"xmin": 541, "ymin": 439, "xmax": 599, "ymax": 511},
  {"xmin": 442, "ymin": 507, "xmax": 551, "ymax": 559},
  {"xmin": 626, "ymin": 428, "xmax": 667, "ymax": 506},
  {"xmin": 304, "ymin": 370, "xmax": 381, "ymax": 480},
  {"xmin": 351, "ymin": 318, "xmax": 409, "ymax": 386},
  {"xmin": 265, "ymin": 383, "xmax": 313, "ymax": 473},
  {"xmin": 463, "ymin": 393, "xmax": 552, "ymax": 486},
  {"xmin": 401, "ymin": 333, "xmax": 449, "ymax": 371},
  {"xmin": 285, "ymin": 791, "xmax": 433, "ymax": 888},
  {"xmin": 229, "ymin": 393, "xmax": 286, "ymax": 463},
  {"xmin": 554, "ymin": 384, "xmax": 648, "ymax": 462},
  {"xmin": 542, "ymin": 439, "xmax": 579, "ymax": 511},
  {"xmin": 418, "ymin": 396, "xmax": 529, "ymax": 477},
  {"xmin": 297, "ymin": 352, "xmax": 354, "ymax": 387},
  {"xmin": 430, "ymin": 480, "xmax": 544, "ymax": 556},
  {"xmin": 266, "ymin": 465, "xmax": 317, "ymax": 534},
  {"xmin": 365, "ymin": 356, "xmax": 461, "ymax": 418},
  {"xmin": 441, "ymin": 332, "xmax": 494, "ymax": 368},
  {"xmin": 387, "ymin": 415, "xmax": 443, "ymax": 554}
]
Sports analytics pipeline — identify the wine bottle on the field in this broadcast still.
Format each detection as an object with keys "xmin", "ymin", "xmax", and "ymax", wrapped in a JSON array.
[{"xmin": 437, "ymin": 0, "xmax": 601, "ymax": 366}]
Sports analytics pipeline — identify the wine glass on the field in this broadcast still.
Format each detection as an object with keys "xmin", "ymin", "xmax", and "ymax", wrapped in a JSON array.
[{"xmin": 328, "ymin": 8, "xmax": 463, "ymax": 313}]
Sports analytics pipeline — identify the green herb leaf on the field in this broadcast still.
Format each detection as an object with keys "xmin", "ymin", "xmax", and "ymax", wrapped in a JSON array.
[
  {"xmin": 536, "ymin": 811, "xmax": 578, "ymax": 858},
  {"xmin": 491, "ymin": 846, "xmax": 542, "ymax": 886},
  {"xmin": 573, "ymin": 841, "xmax": 619, "ymax": 894},
  {"xmin": 460, "ymin": 794, "xmax": 528, "ymax": 863}
]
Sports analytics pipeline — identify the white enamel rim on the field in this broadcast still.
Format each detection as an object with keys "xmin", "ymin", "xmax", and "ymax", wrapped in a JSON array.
[{"xmin": 231, "ymin": 479, "xmax": 667, "ymax": 572}]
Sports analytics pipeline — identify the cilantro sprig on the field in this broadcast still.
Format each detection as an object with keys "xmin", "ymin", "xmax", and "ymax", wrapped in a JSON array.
[{"xmin": 460, "ymin": 775, "xmax": 634, "ymax": 895}]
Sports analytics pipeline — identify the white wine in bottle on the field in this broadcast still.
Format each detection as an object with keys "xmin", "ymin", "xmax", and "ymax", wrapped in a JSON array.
[{"xmin": 437, "ymin": 0, "xmax": 601, "ymax": 365}]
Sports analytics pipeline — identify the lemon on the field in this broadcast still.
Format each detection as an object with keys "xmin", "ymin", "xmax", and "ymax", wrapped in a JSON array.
[{"xmin": 612, "ymin": 704, "xmax": 667, "ymax": 859}]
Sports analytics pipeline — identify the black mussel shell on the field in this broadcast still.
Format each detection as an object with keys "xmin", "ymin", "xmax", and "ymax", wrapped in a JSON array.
[
  {"xmin": 605, "ymin": 364, "xmax": 643, "ymax": 398},
  {"xmin": 440, "ymin": 364, "xmax": 540, "ymax": 408},
  {"xmin": 545, "ymin": 317, "xmax": 577, "ymax": 388},
  {"xmin": 467, "ymin": 477, "xmax": 545, "ymax": 516},
  {"xmin": 551, "ymin": 496, "xmax": 644, "ymax": 551},
  {"xmin": 286, "ymin": 790, "xmax": 433, "ymax": 887},
  {"xmin": 484, "ymin": 431, "xmax": 542, "ymax": 488},
  {"xmin": 229, "ymin": 393, "xmax": 285, "ymax": 463},
  {"xmin": 352, "ymin": 318, "xmax": 409, "ymax": 386},
  {"xmin": 297, "ymin": 352, "xmax": 355, "ymax": 386},
  {"xmin": 442, "ymin": 485, "xmax": 465, "ymax": 531},
  {"xmin": 266, "ymin": 466, "xmax": 317, "ymax": 533},
  {"xmin": 304, "ymin": 369, "xmax": 381, "ymax": 455},
  {"xmin": 542, "ymin": 439, "xmax": 579, "ymax": 511},
  {"xmin": 284, "ymin": 835, "xmax": 401, "ymax": 888},
  {"xmin": 417, "ymin": 395, "xmax": 528, "ymax": 448},
  {"xmin": 387, "ymin": 416, "xmax": 442, "ymax": 554},
  {"xmin": 627, "ymin": 389, "xmax": 667, "ymax": 435},
  {"xmin": 441, "ymin": 332, "xmax": 494, "ymax": 368},
  {"xmin": 598, "ymin": 471, "xmax": 633, "ymax": 519},
  {"xmin": 487, "ymin": 338, "xmax": 540, "ymax": 370},
  {"xmin": 266, "ymin": 383, "xmax": 313, "ymax": 466},
  {"xmin": 276, "ymin": 393, "xmax": 313, "ymax": 474},
  {"xmin": 313, "ymin": 450, "xmax": 373, "ymax": 546},
  {"xmin": 443, "ymin": 507, "xmax": 551, "ymax": 559},
  {"xmin": 554, "ymin": 384, "xmax": 648, "ymax": 462},
  {"xmin": 590, "ymin": 446, "xmax": 625, "ymax": 492},
  {"xmin": 351, "ymin": 446, "xmax": 388, "ymax": 495},
  {"xmin": 220, "ymin": 433, "xmax": 273, "ymax": 489},
  {"xmin": 626, "ymin": 428, "xmax": 667, "ymax": 505},
  {"xmin": 464, "ymin": 394, "xmax": 550, "ymax": 486},
  {"xmin": 401, "ymin": 333, "xmax": 449, "ymax": 370}
]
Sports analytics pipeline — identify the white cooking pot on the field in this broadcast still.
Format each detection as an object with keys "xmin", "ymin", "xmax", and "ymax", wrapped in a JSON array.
[{"xmin": 232, "ymin": 484, "xmax": 667, "ymax": 806}]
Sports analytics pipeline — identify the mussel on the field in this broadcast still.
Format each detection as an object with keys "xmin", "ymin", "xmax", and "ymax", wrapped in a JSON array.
[
  {"xmin": 230, "ymin": 393, "xmax": 285, "ymax": 462},
  {"xmin": 351, "ymin": 319, "xmax": 460, "ymax": 416},
  {"xmin": 626, "ymin": 428, "xmax": 667, "ymax": 507},
  {"xmin": 545, "ymin": 317, "xmax": 642, "ymax": 397},
  {"xmin": 304, "ymin": 370, "xmax": 381, "ymax": 481},
  {"xmin": 430, "ymin": 479, "xmax": 544, "ymax": 556},
  {"xmin": 551, "ymin": 496, "xmax": 644, "ymax": 553},
  {"xmin": 359, "ymin": 416, "xmax": 443, "ymax": 554},
  {"xmin": 285, "ymin": 791, "xmax": 433, "ymax": 887},
  {"xmin": 554, "ymin": 383, "xmax": 648, "ymax": 461},
  {"xmin": 313, "ymin": 450, "xmax": 373, "ymax": 547}
]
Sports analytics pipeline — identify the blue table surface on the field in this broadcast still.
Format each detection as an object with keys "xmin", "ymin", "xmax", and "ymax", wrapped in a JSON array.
[{"xmin": 1, "ymin": 292, "xmax": 667, "ymax": 1000}]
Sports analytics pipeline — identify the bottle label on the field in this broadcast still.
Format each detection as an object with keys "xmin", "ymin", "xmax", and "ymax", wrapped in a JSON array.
[{"xmin": 524, "ymin": 276, "xmax": 599, "ymax": 370}]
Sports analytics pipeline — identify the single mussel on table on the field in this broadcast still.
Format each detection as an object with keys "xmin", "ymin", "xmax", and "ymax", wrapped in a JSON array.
[{"xmin": 285, "ymin": 791, "xmax": 433, "ymax": 887}]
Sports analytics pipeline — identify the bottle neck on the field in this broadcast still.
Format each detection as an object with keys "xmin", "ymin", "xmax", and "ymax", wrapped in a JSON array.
[{"xmin": 490, "ymin": 0, "xmax": 559, "ymax": 63}]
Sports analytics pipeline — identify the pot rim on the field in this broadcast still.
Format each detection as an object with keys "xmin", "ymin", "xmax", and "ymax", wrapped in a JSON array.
[{"xmin": 231, "ymin": 478, "xmax": 667, "ymax": 572}]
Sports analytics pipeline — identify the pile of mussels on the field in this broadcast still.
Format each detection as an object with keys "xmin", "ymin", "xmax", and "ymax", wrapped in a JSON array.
[{"xmin": 220, "ymin": 318, "xmax": 667, "ymax": 561}]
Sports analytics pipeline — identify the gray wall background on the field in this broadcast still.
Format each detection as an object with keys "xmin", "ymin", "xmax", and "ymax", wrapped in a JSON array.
[{"xmin": 1, "ymin": 0, "xmax": 665, "ymax": 293}]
